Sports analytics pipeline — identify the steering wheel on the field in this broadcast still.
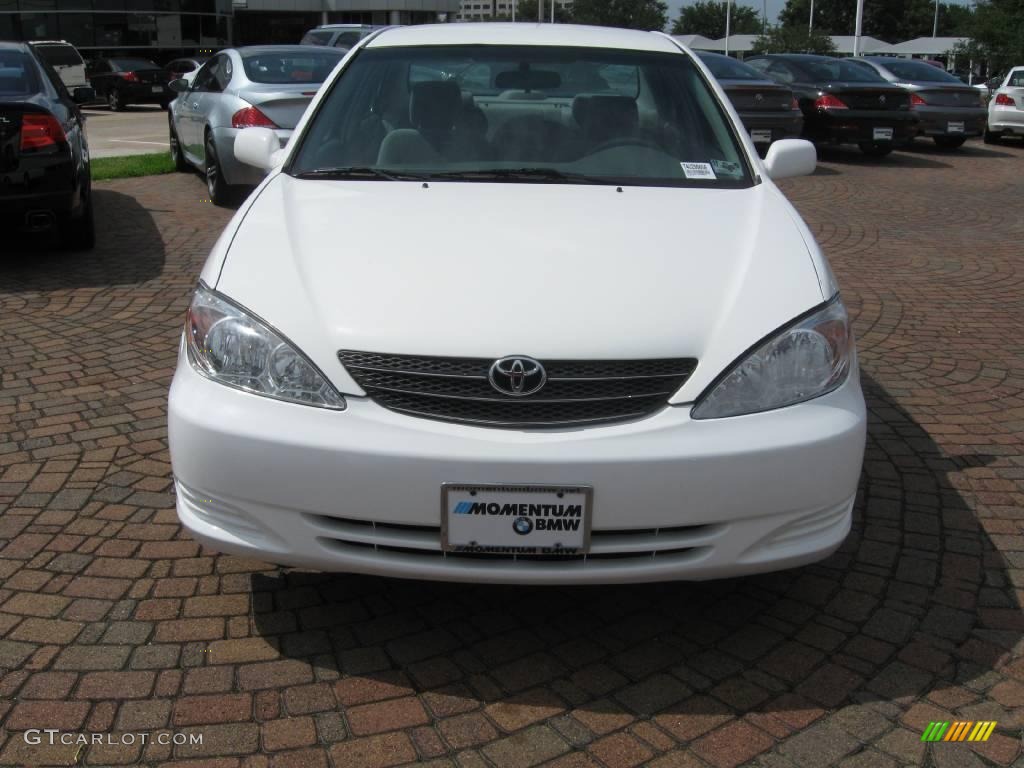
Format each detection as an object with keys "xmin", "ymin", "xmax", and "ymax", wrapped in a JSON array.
[{"xmin": 587, "ymin": 136, "xmax": 666, "ymax": 155}]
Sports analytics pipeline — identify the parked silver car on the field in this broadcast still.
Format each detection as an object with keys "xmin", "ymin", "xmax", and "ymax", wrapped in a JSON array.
[
  {"xmin": 851, "ymin": 57, "xmax": 987, "ymax": 149},
  {"xmin": 168, "ymin": 45, "xmax": 344, "ymax": 205}
]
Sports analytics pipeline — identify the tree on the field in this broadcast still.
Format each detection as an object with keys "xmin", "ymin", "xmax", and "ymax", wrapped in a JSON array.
[
  {"xmin": 671, "ymin": 1, "xmax": 763, "ymax": 37},
  {"xmin": 956, "ymin": 0, "xmax": 1024, "ymax": 73},
  {"xmin": 777, "ymin": 0, "xmax": 974, "ymax": 41},
  {"xmin": 751, "ymin": 25, "xmax": 838, "ymax": 55},
  {"xmin": 571, "ymin": 0, "xmax": 670, "ymax": 30}
]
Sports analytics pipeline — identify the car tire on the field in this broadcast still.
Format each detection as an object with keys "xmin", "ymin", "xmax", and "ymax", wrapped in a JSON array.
[
  {"xmin": 983, "ymin": 128, "xmax": 1001, "ymax": 144},
  {"xmin": 169, "ymin": 118, "xmax": 190, "ymax": 172},
  {"xmin": 205, "ymin": 133, "xmax": 237, "ymax": 208},
  {"xmin": 933, "ymin": 136, "xmax": 966, "ymax": 150},
  {"xmin": 107, "ymin": 88, "xmax": 124, "ymax": 112},
  {"xmin": 858, "ymin": 142, "xmax": 893, "ymax": 157},
  {"xmin": 61, "ymin": 187, "xmax": 95, "ymax": 251}
]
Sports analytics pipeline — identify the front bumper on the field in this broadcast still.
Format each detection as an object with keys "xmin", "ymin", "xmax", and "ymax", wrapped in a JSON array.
[
  {"xmin": 168, "ymin": 353, "xmax": 867, "ymax": 584},
  {"xmin": 213, "ymin": 126, "xmax": 292, "ymax": 187},
  {"xmin": 911, "ymin": 106, "xmax": 987, "ymax": 137}
]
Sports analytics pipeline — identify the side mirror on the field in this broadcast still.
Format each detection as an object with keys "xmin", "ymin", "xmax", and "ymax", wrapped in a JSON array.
[
  {"xmin": 72, "ymin": 86, "xmax": 94, "ymax": 104},
  {"xmin": 235, "ymin": 127, "xmax": 283, "ymax": 171},
  {"xmin": 763, "ymin": 139, "xmax": 816, "ymax": 180},
  {"xmin": 169, "ymin": 78, "xmax": 190, "ymax": 93}
]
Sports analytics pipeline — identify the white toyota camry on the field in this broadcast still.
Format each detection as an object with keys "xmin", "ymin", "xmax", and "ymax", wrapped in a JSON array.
[{"xmin": 168, "ymin": 23, "xmax": 866, "ymax": 584}]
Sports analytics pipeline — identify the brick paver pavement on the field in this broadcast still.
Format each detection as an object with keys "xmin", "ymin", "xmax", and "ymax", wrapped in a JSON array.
[{"xmin": 1, "ymin": 141, "xmax": 1023, "ymax": 768}]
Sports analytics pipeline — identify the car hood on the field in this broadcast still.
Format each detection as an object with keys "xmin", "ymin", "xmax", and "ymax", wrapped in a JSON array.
[{"xmin": 215, "ymin": 174, "xmax": 827, "ymax": 402}]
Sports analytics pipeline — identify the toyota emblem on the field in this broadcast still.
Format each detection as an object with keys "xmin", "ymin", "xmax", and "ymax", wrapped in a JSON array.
[{"xmin": 488, "ymin": 356, "xmax": 546, "ymax": 397}]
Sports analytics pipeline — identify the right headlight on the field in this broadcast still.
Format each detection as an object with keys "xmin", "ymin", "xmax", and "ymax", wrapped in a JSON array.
[{"xmin": 691, "ymin": 296, "xmax": 853, "ymax": 420}]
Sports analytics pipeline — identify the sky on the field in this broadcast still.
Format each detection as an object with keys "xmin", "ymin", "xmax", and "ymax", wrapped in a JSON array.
[{"xmin": 663, "ymin": 0, "xmax": 972, "ymax": 30}]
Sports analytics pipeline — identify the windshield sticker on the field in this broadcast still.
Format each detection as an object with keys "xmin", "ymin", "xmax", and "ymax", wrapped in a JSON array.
[
  {"xmin": 680, "ymin": 162, "xmax": 716, "ymax": 180},
  {"xmin": 710, "ymin": 159, "xmax": 743, "ymax": 178}
]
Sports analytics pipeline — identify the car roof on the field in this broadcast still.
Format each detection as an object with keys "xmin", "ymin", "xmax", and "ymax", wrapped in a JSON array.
[
  {"xmin": 27, "ymin": 40, "xmax": 75, "ymax": 46},
  {"xmin": 0, "ymin": 41, "xmax": 30, "ymax": 52},
  {"xmin": 367, "ymin": 23, "xmax": 680, "ymax": 54},
  {"xmin": 315, "ymin": 24, "xmax": 381, "ymax": 30},
  {"xmin": 749, "ymin": 53, "xmax": 833, "ymax": 61},
  {"xmin": 233, "ymin": 45, "xmax": 339, "ymax": 55}
]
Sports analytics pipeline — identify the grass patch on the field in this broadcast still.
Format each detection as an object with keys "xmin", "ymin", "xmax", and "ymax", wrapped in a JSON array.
[{"xmin": 91, "ymin": 152, "xmax": 176, "ymax": 181}]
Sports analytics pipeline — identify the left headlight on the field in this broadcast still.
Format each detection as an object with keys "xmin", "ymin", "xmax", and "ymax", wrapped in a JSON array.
[
  {"xmin": 691, "ymin": 296, "xmax": 853, "ymax": 420},
  {"xmin": 185, "ymin": 284, "xmax": 346, "ymax": 410}
]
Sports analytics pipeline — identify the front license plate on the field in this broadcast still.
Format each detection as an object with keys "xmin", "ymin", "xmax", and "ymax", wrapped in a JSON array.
[
  {"xmin": 442, "ymin": 484, "xmax": 592, "ymax": 556},
  {"xmin": 948, "ymin": 121, "xmax": 965, "ymax": 133},
  {"xmin": 873, "ymin": 127, "xmax": 894, "ymax": 141},
  {"xmin": 750, "ymin": 129, "xmax": 772, "ymax": 144},
  {"xmin": 151, "ymin": 85, "xmax": 163, "ymax": 93}
]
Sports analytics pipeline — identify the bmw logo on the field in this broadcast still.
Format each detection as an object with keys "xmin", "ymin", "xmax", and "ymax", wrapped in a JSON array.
[{"xmin": 513, "ymin": 517, "xmax": 533, "ymax": 535}]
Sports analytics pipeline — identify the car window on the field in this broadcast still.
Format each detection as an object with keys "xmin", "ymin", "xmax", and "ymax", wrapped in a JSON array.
[
  {"xmin": 291, "ymin": 45, "xmax": 753, "ymax": 188},
  {"xmin": 213, "ymin": 55, "xmax": 232, "ymax": 91},
  {"xmin": 32, "ymin": 44, "xmax": 84, "ymax": 68},
  {"xmin": 333, "ymin": 32, "xmax": 363, "ymax": 49},
  {"xmin": 303, "ymin": 30, "xmax": 334, "ymax": 46},
  {"xmin": 242, "ymin": 50, "xmax": 343, "ymax": 84},
  {"xmin": 767, "ymin": 61, "xmax": 796, "ymax": 84},
  {"xmin": 1008, "ymin": 70, "xmax": 1024, "ymax": 87},
  {"xmin": 191, "ymin": 58, "xmax": 218, "ymax": 91},
  {"xmin": 0, "ymin": 50, "xmax": 41, "ymax": 97},
  {"xmin": 878, "ymin": 59, "xmax": 963, "ymax": 83},
  {"xmin": 37, "ymin": 56, "xmax": 71, "ymax": 100},
  {"xmin": 699, "ymin": 54, "xmax": 767, "ymax": 81},
  {"xmin": 800, "ymin": 59, "xmax": 886, "ymax": 83},
  {"xmin": 111, "ymin": 58, "xmax": 161, "ymax": 72}
]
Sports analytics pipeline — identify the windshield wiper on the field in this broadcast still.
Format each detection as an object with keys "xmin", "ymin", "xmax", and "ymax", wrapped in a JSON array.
[
  {"xmin": 291, "ymin": 167, "xmax": 427, "ymax": 181},
  {"xmin": 427, "ymin": 168, "xmax": 606, "ymax": 184}
]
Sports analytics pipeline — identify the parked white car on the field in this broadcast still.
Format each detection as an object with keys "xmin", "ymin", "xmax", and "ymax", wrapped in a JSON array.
[
  {"xmin": 985, "ymin": 66, "xmax": 1024, "ymax": 143},
  {"xmin": 168, "ymin": 23, "xmax": 866, "ymax": 584}
]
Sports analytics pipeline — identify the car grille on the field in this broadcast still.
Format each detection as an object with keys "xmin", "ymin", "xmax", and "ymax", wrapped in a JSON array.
[
  {"xmin": 337, "ymin": 351, "xmax": 697, "ymax": 428},
  {"xmin": 305, "ymin": 513, "xmax": 722, "ymax": 562}
]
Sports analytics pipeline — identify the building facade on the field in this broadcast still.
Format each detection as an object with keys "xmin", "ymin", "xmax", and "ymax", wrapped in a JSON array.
[
  {"xmin": 455, "ymin": 0, "xmax": 571, "ymax": 22},
  {"xmin": 0, "ymin": 0, "xmax": 458, "ymax": 59}
]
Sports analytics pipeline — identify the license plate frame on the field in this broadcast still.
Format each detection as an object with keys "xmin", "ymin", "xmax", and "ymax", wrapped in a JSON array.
[
  {"xmin": 151, "ymin": 85, "xmax": 164, "ymax": 94},
  {"xmin": 441, "ymin": 483, "xmax": 593, "ymax": 556},
  {"xmin": 872, "ymin": 127, "xmax": 894, "ymax": 141},
  {"xmin": 750, "ymin": 129, "xmax": 772, "ymax": 144},
  {"xmin": 947, "ymin": 121, "xmax": 965, "ymax": 133}
]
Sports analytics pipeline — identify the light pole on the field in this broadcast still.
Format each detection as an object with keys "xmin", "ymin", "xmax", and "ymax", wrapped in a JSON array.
[
  {"xmin": 809, "ymin": 0, "xmax": 814, "ymax": 34},
  {"xmin": 932, "ymin": 0, "xmax": 939, "ymax": 37},
  {"xmin": 853, "ymin": 0, "xmax": 865, "ymax": 55},
  {"xmin": 762, "ymin": 0, "xmax": 767, "ymax": 34},
  {"xmin": 538, "ymin": 0, "xmax": 543, "ymax": 22},
  {"xmin": 724, "ymin": 0, "xmax": 732, "ymax": 55}
]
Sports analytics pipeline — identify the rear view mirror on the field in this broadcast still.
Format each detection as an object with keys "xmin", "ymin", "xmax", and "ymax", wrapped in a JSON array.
[
  {"xmin": 763, "ymin": 139, "xmax": 816, "ymax": 180},
  {"xmin": 235, "ymin": 126, "xmax": 283, "ymax": 171},
  {"xmin": 169, "ymin": 78, "xmax": 190, "ymax": 93},
  {"xmin": 72, "ymin": 86, "xmax": 94, "ymax": 104}
]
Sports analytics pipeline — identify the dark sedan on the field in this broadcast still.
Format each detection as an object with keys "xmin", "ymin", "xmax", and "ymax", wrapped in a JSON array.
[
  {"xmin": 87, "ymin": 57, "xmax": 171, "ymax": 111},
  {"xmin": 698, "ymin": 52, "xmax": 802, "ymax": 154},
  {"xmin": 0, "ymin": 42, "xmax": 94, "ymax": 249},
  {"xmin": 746, "ymin": 54, "xmax": 917, "ymax": 157},
  {"xmin": 851, "ymin": 57, "xmax": 986, "ymax": 149}
]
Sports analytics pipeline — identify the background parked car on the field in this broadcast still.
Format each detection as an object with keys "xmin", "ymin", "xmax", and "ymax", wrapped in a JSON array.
[
  {"xmin": 746, "ymin": 54, "xmax": 916, "ymax": 157},
  {"xmin": 27, "ymin": 40, "xmax": 88, "ymax": 91},
  {"xmin": 851, "ymin": 57, "xmax": 986, "ymax": 149},
  {"xmin": 168, "ymin": 45, "xmax": 344, "ymax": 205},
  {"xmin": 0, "ymin": 42, "xmax": 95, "ymax": 249},
  {"xmin": 87, "ymin": 57, "xmax": 171, "ymax": 111},
  {"xmin": 697, "ymin": 51, "xmax": 802, "ymax": 155},
  {"xmin": 985, "ymin": 66, "xmax": 1024, "ymax": 143},
  {"xmin": 300, "ymin": 24, "xmax": 383, "ymax": 51},
  {"xmin": 164, "ymin": 56, "xmax": 209, "ymax": 85}
]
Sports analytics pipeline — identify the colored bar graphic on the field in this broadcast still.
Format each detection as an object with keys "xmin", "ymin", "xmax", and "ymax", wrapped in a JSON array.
[{"xmin": 922, "ymin": 721, "xmax": 996, "ymax": 743}]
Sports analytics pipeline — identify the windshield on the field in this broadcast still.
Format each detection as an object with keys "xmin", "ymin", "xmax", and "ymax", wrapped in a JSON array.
[
  {"xmin": 290, "ymin": 45, "xmax": 751, "ymax": 187},
  {"xmin": 800, "ymin": 58, "xmax": 887, "ymax": 83},
  {"xmin": 876, "ymin": 59, "xmax": 963, "ymax": 83},
  {"xmin": 111, "ymin": 58, "xmax": 161, "ymax": 71},
  {"xmin": 0, "ymin": 51, "xmax": 40, "ymax": 96},
  {"xmin": 242, "ymin": 50, "xmax": 343, "ymax": 84},
  {"xmin": 698, "ymin": 53, "xmax": 767, "ymax": 81}
]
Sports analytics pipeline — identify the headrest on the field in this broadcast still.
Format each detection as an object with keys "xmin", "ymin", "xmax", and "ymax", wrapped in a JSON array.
[
  {"xmin": 410, "ymin": 80, "xmax": 462, "ymax": 136},
  {"xmin": 572, "ymin": 94, "xmax": 638, "ymax": 137}
]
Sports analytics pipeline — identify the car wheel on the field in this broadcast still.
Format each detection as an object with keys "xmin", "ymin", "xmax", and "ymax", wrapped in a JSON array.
[
  {"xmin": 205, "ymin": 133, "xmax": 236, "ymax": 207},
  {"xmin": 857, "ymin": 142, "xmax": 893, "ymax": 157},
  {"xmin": 933, "ymin": 135, "xmax": 966, "ymax": 150},
  {"xmin": 107, "ymin": 88, "xmax": 124, "ymax": 112},
  {"xmin": 983, "ymin": 128, "xmax": 1001, "ymax": 144},
  {"xmin": 61, "ymin": 187, "xmax": 95, "ymax": 251},
  {"xmin": 169, "ymin": 118, "xmax": 190, "ymax": 172}
]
